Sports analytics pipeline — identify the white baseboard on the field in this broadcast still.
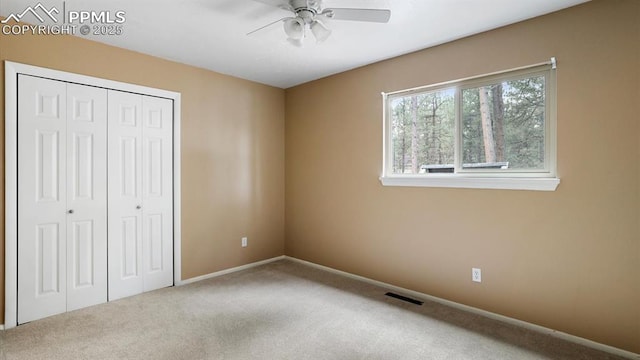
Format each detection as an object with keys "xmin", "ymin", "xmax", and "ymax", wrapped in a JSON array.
[
  {"xmin": 177, "ymin": 256, "xmax": 286, "ymax": 285},
  {"xmin": 0, "ymin": 324, "xmax": 4, "ymax": 330},
  {"xmin": 285, "ymin": 256, "xmax": 639, "ymax": 360}
]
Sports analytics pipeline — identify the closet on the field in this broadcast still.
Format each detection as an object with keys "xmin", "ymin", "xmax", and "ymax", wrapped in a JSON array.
[{"xmin": 16, "ymin": 74, "xmax": 174, "ymax": 324}]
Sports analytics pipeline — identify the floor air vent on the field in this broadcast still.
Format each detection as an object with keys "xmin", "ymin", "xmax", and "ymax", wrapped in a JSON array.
[{"xmin": 385, "ymin": 292, "xmax": 424, "ymax": 305}]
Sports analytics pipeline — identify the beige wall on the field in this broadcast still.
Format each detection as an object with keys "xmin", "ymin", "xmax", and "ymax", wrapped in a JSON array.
[
  {"xmin": 0, "ymin": 27, "xmax": 286, "ymax": 323},
  {"xmin": 285, "ymin": 0, "xmax": 639, "ymax": 353}
]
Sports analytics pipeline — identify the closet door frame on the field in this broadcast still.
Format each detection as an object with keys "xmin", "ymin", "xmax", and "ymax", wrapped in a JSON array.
[{"xmin": 4, "ymin": 61, "xmax": 182, "ymax": 329}]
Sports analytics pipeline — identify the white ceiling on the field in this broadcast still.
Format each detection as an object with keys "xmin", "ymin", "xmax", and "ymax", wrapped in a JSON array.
[{"xmin": 1, "ymin": 0, "xmax": 590, "ymax": 88}]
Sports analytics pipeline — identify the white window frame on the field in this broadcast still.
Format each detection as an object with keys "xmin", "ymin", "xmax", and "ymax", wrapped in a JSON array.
[{"xmin": 380, "ymin": 59, "xmax": 560, "ymax": 191}]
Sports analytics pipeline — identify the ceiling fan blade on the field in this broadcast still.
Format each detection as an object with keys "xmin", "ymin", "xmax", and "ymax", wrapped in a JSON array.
[{"xmin": 324, "ymin": 8, "xmax": 391, "ymax": 23}]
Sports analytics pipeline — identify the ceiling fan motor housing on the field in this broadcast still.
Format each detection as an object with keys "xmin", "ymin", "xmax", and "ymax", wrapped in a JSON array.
[{"xmin": 291, "ymin": 0, "xmax": 322, "ymax": 23}]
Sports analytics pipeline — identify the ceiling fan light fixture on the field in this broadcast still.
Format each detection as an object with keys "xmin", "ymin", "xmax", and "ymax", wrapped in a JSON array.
[
  {"xmin": 283, "ymin": 17, "xmax": 305, "ymax": 41},
  {"xmin": 310, "ymin": 19, "xmax": 331, "ymax": 43}
]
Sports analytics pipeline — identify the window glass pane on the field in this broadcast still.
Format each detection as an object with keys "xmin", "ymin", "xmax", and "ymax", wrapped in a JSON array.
[
  {"xmin": 461, "ymin": 75, "xmax": 545, "ymax": 170},
  {"xmin": 390, "ymin": 89, "xmax": 455, "ymax": 174}
]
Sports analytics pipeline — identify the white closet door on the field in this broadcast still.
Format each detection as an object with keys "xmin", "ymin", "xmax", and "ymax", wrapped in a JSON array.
[
  {"xmin": 18, "ymin": 76, "xmax": 108, "ymax": 323},
  {"xmin": 66, "ymin": 83, "xmax": 108, "ymax": 311},
  {"xmin": 18, "ymin": 75, "xmax": 68, "ymax": 323},
  {"xmin": 141, "ymin": 96, "xmax": 174, "ymax": 292},
  {"xmin": 15, "ymin": 72, "xmax": 174, "ymax": 324},
  {"xmin": 108, "ymin": 92, "xmax": 174, "ymax": 300},
  {"xmin": 108, "ymin": 90, "xmax": 144, "ymax": 301}
]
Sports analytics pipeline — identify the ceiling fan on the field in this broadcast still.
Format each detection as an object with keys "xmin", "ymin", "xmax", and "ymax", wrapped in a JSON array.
[{"xmin": 248, "ymin": 0, "xmax": 391, "ymax": 47}]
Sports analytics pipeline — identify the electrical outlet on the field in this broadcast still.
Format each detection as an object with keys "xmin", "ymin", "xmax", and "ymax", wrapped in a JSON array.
[
  {"xmin": 241, "ymin": 237, "xmax": 248, "ymax": 247},
  {"xmin": 472, "ymin": 268, "xmax": 482, "ymax": 283}
]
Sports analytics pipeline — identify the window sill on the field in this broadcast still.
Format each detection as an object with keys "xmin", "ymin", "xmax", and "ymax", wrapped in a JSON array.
[{"xmin": 379, "ymin": 176, "xmax": 560, "ymax": 191}]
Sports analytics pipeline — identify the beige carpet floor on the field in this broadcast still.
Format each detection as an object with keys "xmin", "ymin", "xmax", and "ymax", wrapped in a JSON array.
[{"xmin": 0, "ymin": 259, "xmax": 630, "ymax": 359}]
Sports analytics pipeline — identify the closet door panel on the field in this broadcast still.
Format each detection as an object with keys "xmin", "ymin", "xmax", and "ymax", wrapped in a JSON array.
[
  {"xmin": 66, "ymin": 83, "xmax": 108, "ymax": 311},
  {"xmin": 17, "ymin": 75, "xmax": 68, "ymax": 323},
  {"xmin": 108, "ymin": 90, "xmax": 144, "ymax": 301},
  {"xmin": 141, "ymin": 96, "xmax": 174, "ymax": 291}
]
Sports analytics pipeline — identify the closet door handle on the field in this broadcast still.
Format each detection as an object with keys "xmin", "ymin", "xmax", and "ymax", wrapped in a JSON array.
[
  {"xmin": 136, "ymin": 205, "xmax": 142, "ymax": 210},
  {"xmin": 68, "ymin": 209, "xmax": 74, "ymax": 214}
]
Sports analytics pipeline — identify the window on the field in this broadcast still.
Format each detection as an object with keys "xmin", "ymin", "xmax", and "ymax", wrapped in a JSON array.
[{"xmin": 381, "ymin": 60, "xmax": 559, "ymax": 191}]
